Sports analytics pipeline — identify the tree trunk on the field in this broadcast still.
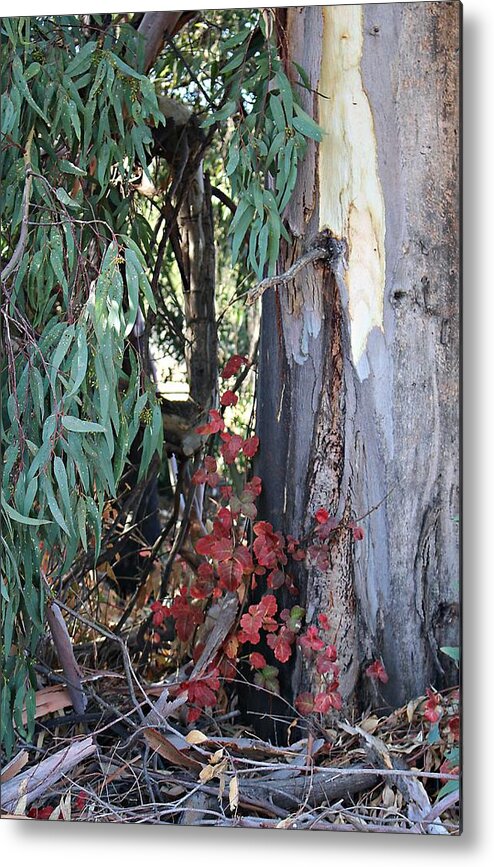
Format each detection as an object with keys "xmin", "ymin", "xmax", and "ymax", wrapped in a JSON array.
[{"xmin": 256, "ymin": 1, "xmax": 460, "ymax": 721}]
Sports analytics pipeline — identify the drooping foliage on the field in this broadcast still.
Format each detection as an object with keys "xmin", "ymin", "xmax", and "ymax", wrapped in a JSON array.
[{"xmin": 1, "ymin": 10, "xmax": 322, "ymax": 756}]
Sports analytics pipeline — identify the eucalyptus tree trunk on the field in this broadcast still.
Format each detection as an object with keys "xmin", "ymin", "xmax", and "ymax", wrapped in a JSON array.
[{"xmin": 256, "ymin": 1, "xmax": 460, "ymax": 721}]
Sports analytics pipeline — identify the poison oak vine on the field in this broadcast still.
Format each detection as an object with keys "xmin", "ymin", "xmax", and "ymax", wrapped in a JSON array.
[{"xmin": 147, "ymin": 354, "xmax": 368, "ymax": 726}]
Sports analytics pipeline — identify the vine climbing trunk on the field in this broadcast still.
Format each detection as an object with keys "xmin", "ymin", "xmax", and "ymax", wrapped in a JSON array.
[{"xmin": 254, "ymin": 1, "xmax": 460, "ymax": 733}]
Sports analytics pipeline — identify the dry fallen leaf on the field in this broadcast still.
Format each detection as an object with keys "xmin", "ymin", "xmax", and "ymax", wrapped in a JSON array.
[
  {"xmin": 185, "ymin": 729, "xmax": 209, "ymax": 745},
  {"xmin": 229, "ymin": 775, "xmax": 239, "ymax": 813}
]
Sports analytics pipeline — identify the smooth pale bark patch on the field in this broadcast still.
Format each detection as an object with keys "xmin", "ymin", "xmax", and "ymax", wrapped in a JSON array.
[{"xmin": 319, "ymin": 5, "xmax": 386, "ymax": 372}]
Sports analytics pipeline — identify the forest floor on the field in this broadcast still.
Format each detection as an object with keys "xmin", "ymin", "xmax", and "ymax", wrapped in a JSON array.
[{"xmin": 1, "ymin": 572, "xmax": 460, "ymax": 834}]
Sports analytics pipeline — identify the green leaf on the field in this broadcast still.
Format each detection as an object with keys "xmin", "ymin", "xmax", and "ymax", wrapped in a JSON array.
[
  {"xmin": 53, "ymin": 456, "xmax": 72, "ymax": 519},
  {"xmin": 231, "ymin": 204, "xmax": 255, "ymax": 264},
  {"xmin": 124, "ymin": 247, "xmax": 139, "ymax": 336},
  {"xmin": 276, "ymin": 70, "xmax": 294, "ymax": 122},
  {"xmin": 76, "ymin": 498, "xmax": 88, "ymax": 551},
  {"xmin": 11, "ymin": 55, "xmax": 49, "ymax": 123},
  {"xmin": 54, "ymin": 187, "xmax": 80, "ymax": 209},
  {"xmin": 61, "ymin": 416, "xmax": 105, "ymax": 433},
  {"xmin": 65, "ymin": 41, "xmax": 97, "ymax": 78},
  {"xmin": 67, "ymin": 327, "xmax": 88, "ymax": 396},
  {"xmin": 292, "ymin": 104, "xmax": 324, "ymax": 141},
  {"xmin": 269, "ymin": 94, "xmax": 286, "ymax": 134},
  {"xmin": 42, "ymin": 473, "xmax": 70, "ymax": 534},
  {"xmin": 49, "ymin": 325, "xmax": 74, "ymax": 388},
  {"xmin": 1, "ymin": 492, "xmax": 51, "ymax": 527}
]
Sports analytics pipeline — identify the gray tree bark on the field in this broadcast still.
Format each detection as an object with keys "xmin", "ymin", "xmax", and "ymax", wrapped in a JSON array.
[{"xmin": 256, "ymin": 1, "xmax": 460, "ymax": 715}]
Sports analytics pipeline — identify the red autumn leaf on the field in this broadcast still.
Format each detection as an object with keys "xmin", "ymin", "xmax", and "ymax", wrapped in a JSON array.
[
  {"xmin": 233, "ymin": 544, "xmax": 255, "ymax": 574},
  {"xmin": 244, "ymin": 475, "xmax": 262, "ymax": 497},
  {"xmin": 217, "ymin": 557, "xmax": 244, "ymax": 591},
  {"xmin": 313, "ymin": 686, "xmax": 343, "ymax": 713},
  {"xmin": 316, "ymin": 655, "xmax": 339, "ymax": 676},
  {"xmin": 150, "ymin": 600, "xmax": 170, "ymax": 627},
  {"xmin": 182, "ymin": 668, "xmax": 221, "ymax": 722},
  {"xmin": 258, "ymin": 594, "xmax": 278, "ymax": 619},
  {"xmin": 74, "ymin": 792, "xmax": 88, "ymax": 811},
  {"xmin": 249, "ymin": 652, "xmax": 267, "ymax": 670},
  {"xmin": 238, "ymin": 595, "xmax": 277, "ymax": 644},
  {"xmin": 313, "ymin": 691, "xmax": 333, "ymax": 714},
  {"xmin": 422, "ymin": 687, "xmax": 442, "ymax": 722},
  {"xmin": 215, "ymin": 506, "xmax": 233, "ymax": 534},
  {"xmin": 169, "ymin": 587, "xmax": 204, "ymax": 642},
  {"xmin": 352, "ymin": 525, "xmax": 365, "ymax": 541},
  {"xmin": 266, "ymin": 627, "xmax": 294, "ymax": 663},
  {"xmin": 209, "ymin": 537, "xmax": 234, "ymax": 562},
  {"xmin": 267, "ymin": 569, "xmax": 285, "ymax": 589},
  {"xmin": 195, "ymin": 535, "xmax": 217, "ymax": 557},
  {"xmin": 220, "ymin": 432, "xmax": 243, "ymax": 464},
  {"xmin": 28, "ymin": 805, "xmax": 59, "ymax": 820},
  {"xmin": 221, "ymin": 354, "xmax": 248, "ymax": 379},
  {"xmin": 307, "ymin": 543, "xmax": 330, "ymax": 570},
  {"xmin": 196, "ymin": 409, "xmax": 225, "ymax": 436},
  {"xmin": 242, "ymin": 435, "xmax": 260, "ymax": 458},
  {"xmin": 365, "ymin": 659, "xmax": 389, "ymax": 683},
  {"xmin": 317, "ymin": 613, "xmax": 330, "ymax": 631},
  {"xmin": 190, "ymin": 563, "xmax": 215, "ymax": 600},
  {"xmin": 315, "ymin": 508, "xmax": 330, "ymax": 524},
  {"xmin": 299, "ymin": 625, "xmax": 325, "ymax": 655},
  {"xmin": 191, "ymin": 466, "xmax": 208, "ymax": 485},
  {"xmin": 220, "ymin": 389, "xmax": 239, "ymax": 406},
  {"xmin": 295, "ymin": 692, "xmax": 315, "ymax": 716},
  {"xmin": 253, "ymin": 521, "xmax": 287, "ymax": 569},
  {"xmin": 238, "ymin": 610, "xmax": 263, "ymax": 645},
  {"xmin": 192, "ymin": 455, "xmax": 221, "ymax": 487}
]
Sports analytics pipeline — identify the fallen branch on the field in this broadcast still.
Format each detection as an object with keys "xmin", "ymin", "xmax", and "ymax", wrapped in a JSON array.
[{"xmin": 1, "ymin": 737, "xmax": 96, "ymax": 814}]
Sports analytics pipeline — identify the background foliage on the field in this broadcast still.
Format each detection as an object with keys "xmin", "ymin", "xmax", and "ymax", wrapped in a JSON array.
[{"xmin": 1, "ymin": 11, "xmax": 321, "ymax": 756}]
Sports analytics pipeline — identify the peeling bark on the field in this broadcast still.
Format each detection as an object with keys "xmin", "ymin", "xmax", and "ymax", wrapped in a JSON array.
[{"xmin": 255, "ymin": 1, "xmax": 460, "ymax": 728}]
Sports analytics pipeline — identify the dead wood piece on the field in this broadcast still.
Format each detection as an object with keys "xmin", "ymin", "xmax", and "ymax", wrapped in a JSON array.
[
  {"xmin": 191, "ymin": 591, "xmax": 239, "ymax": 678},
  {"xmin": 340, "ymin": 722, "xmax": 449, "ymax": 835},
  {"xmin": 239, "ymin": 766, "xmax": 379, "ymax": 812},
  {"xmin": 179, "ymin": 790, "xmax": 217, "ymax": 825},
  {"xmin": 1, "ymin": 736, "xmax": 96, "ymax": 814},
  {"xmin": 1, "ymin": 751, "xmax": 29, "ymax": 785},
  {"xmin": 46, "ymin": 602, "xmax": 87, "ymax": 715}
]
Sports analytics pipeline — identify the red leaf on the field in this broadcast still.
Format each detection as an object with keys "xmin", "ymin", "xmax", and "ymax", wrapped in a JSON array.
[
  {"xmin": 266, "ymin": 627, "xmax": 294, "ymax": 663},
  {"xmin": 249, "ymin": 652, "xmax": 267, "ymax": 670},
  {"xmin": 242, "ymin": 435, "xmax": 259, "ymax": 458},
  {"xmin": 267, "ymin": 569, "xmax": 285, "ymax": 589},
  {"xmin": 352, "ymin": 525, "xmax": 365, "ymax": 541},
  {"xmin": 220, "ymin": 433, "xmax": 243, "ymax": 464},
  {"xmin": 221, "ymin": 354, "xmax": 248, "ymax": 379},
  {"xmin": 299, "ymin": 625, "xmax": 325, "ymax": 655},
  {"xmin": 244, "ymin": 476, "xmax": 262, "ymax": 497},
  {"xmin": 315, "ymin": 508, "xmax": 329, "ymax": 524},
  {"xmin": 217, "ymin": 557, "xmax": 243, "ymax": 591},
  {"xmin": 196, "ymin": 409, "xmax": 225, "ymax": 436},
  {"xmin": 220, "ymin": 389, "xmax": 239, "ymax": 406},
  {"xmin": 365, "ymin": 659, "xmax": 389, "ymax": 683}
]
